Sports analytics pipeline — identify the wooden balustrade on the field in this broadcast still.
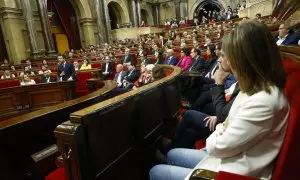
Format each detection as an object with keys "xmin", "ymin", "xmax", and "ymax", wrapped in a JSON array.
[{"xmin": 0, "ymin": 80, "xmax": 116, "ymax": 180}]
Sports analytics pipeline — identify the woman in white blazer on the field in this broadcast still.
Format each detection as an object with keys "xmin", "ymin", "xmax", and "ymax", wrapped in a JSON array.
[{"xmin": 150, "ymin": 20, "xmax": 290, "ymax": 180}]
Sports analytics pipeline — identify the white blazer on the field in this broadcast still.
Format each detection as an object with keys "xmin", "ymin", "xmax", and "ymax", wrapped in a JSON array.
[{"xmin": 185, "ymin": 86, "xmax": 289, "ymax": 180}]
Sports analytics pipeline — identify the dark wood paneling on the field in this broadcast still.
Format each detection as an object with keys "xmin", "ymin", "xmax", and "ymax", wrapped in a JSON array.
[{"xmin": 0, "ymin": 80, "xmax": 116, "ymax": 180}]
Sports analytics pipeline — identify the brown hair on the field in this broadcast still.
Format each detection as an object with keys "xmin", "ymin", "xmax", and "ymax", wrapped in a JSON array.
[
  {"xmin": 222, "ymin": 20, "xmax": 286, "ymax": 95},
  {"xmin": 152, "ymin": 65, "xmax": 165, "ymax": 80}
]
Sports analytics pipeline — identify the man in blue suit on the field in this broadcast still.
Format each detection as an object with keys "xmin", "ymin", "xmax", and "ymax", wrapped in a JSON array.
[
  {"xmin": 164, "ymin": 49, "xmax": 178, "ymax": 65},
  {"xmin": 276, "ymin": 23, "xmax": 300, "ymax": 46},
  {"xmin": 57, "ymin": 55, "xmax": 75, "ymax": 81}
]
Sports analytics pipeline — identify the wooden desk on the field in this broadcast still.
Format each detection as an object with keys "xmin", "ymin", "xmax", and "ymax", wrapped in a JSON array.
[
  {"xmin": 0, "ymin": 81, "xmax": 74, "ymax": 120},
  {"xmin": 0, "ymin": 80, "xmax": 116, "ymax": 180}
]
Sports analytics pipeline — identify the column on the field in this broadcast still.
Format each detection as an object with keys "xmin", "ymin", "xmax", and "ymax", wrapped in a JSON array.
[
  {"xmin": 102, "ymin": 0, "xmax": 113, "ymax": 44},
  {"xmin": 174, "ymin": 0, "xmax": 180, "ymax": 19},
  {"xmin": 137, "ymin": 0, "xmax": 142, "ymax": 26},
  {"xmin": 37, "ymin": 0, "xmax": 56, "ymax": 57},
  {"xmin": 131, "ymin": 0, "xmax": 138, "ymax": 27},
  {"xmin": 21, "ymin": 0, "xmax": 41, "ymax": 57},
  {"xmin": 155, "ymin": 4, "xmax": 160, "ymax": 27},
  {"xmin": 94, "ymin": 0, "xmax": 107, "ymax": 44},
  {"xmin": 182, "ymin": 0, "xmax": 188, "ymax": 19}
]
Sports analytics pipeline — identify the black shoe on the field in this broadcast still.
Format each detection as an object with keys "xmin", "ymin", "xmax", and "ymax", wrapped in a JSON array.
[
  {"xmin": 155, "ymin": 149, "xmax": 167, "ymax": 164},
  {"xmin": 159, "ymin": 137, "xmax": 172, "ymax": 155}
]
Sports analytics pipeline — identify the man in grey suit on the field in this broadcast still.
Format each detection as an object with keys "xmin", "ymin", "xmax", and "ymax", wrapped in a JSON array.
[{"xmin": 114, "ymin": 64, "xmax": 128, "ymax": 87}]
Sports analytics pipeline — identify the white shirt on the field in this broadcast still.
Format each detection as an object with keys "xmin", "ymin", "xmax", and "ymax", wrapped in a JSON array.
[
  {"xmin": 21, "ymin": 79, "xmax": 36, "ymax": 86},
  {"xmin": 276, "ymin": 34, "xmax": 288, "ymax": 46},
  {"xmin": 105, "ymin": 63, "xmax": 109, "ymax": 73},
  {"xmin": 185, "ymin": 86, "xmax": 289, "ymax": 180},
  {"xmin": 117, "ymin": 72, "xmax": 123, "ymax": 85}
]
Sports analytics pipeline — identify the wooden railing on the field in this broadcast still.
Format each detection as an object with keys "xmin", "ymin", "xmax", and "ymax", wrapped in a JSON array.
[
  {"xmin": 0, "ymin": 80, "xmax": 116, "ymax": 180},
  {"xmin": 54, "ymin": 65, "xmax": 181, "ymax": 180}
]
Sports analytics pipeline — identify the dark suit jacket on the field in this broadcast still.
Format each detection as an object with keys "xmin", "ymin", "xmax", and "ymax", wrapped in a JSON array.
[
  {"xmin": 164, "ymin": 56, "xmax": 178, "ymax": 66},
  {"xmin": 57, "ymin": 62, "xmax": 75, "ymax": 81},
  {"xmin": 276, "ymin": 31, "xmax": 300, "ymax": 45},
  {"xmin": 154, "ymin": 58, "xmax": 163, "ymax": 65},
  {"xmin": 205, "ymin": 56, "xmax": 218, "ymax": 71},
  {"xmin": 140, "ymin": 59, "xmax": 151, "ymax": 65},
  {"xmin": 101, "ymin": 62, "xmax": 114, "ymax": 74},
  {"xmin": 40, "ymin": 76, "xmax": 56, "ymax": 83},
  {"xmin": 124, "ymin": 68, "xmax": 140, "ymax": 83},
  {"xmin": 122, "ymin": 54, "xmax": 133, "ymax": 64},
  {"xmin": 188, "ymin": 56, "xmax": 206, "ymax": 72},
  {"xmin": 114, "ymin": 71, "xmax": 127, "ymax": 82},
  {"xmin": 210, "ymin": 83, "xmax": 240, "ymax": 123}
]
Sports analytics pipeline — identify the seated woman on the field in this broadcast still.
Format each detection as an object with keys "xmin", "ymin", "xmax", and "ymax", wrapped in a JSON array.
[
  {"xmin": 42, "ymin": 59, "xmax": 49, "ymax": 68},
  {"xmin": 80, "ymin": 58, "xmax": 92, "ymax": 70},
  {"xmin": 177, "ymin": 48, "xmax": 192, "ymax": 73},
  {"xmin": 150, "ymin": 20, "xmax": 289, "ymax": 180},
  {"xmin": 38, "ymin": 65, "xmax": 52, "ymax": 75},
  {"xmin": 134, "ymin": 64, "xmax": 165, "ymax": 89},
  {"xmin": 1, "ymin": 59, "xmax": 9, "ymax": 67},
  {"xmin": 20, "ymin": 66, "xmax": 35, "ymax": 76},
  {"xmin": 1, "ymin": 69, "xmax": 15, "ymax": 79},
  {"xmin": 20, "ymin": 74, "xmax": 36, "ymax": 86}
]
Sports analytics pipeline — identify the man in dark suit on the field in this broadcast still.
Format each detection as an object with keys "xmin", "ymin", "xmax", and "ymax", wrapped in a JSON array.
[
  {"xmin": 122, "ymin": 64, "xmax": 140, "ymax": 89},
  {"xmin": 122, "ymin": 48, "xmax": 133, "ymax": 64},
  {"xmin": 276, "ymin": 23, "xmax": 300, "ymax": 46},
  {"xmin": 40, "ymin": 71, "xmax": 55, "ymax": 83},
  {"xmin": 57, "ymin": 55, "xmax": 75, "ymax": 81},
  {"xmin": 114, "ymin": 64, "xmax": 128, "ymax": 87},
  {"xmin": 164, "ymin": 49, "xmax": 178, "ymax": 65},
  {"xmin": 101, "ymin": 56, "xmax": 114, "ymax": 79},
  {"xmin": 188, "ymin": 48, "xmax": 205, "ymax": 72},
  {"xmin": 159, "ymin": 48, "xmax": 240, "ymax": 152},
  {"xmin": 139, "ymin": 54, "xmax": 151, "ymax": 65}
]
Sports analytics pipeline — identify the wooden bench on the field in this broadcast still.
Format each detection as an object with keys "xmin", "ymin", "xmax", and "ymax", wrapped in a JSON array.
[
  {"xmin": 54, "ymin": 65, "xmax": 181, "ymax": 180},
  {"xmin": 0, "ymin": 80, "xmax": 116, "ymax": 180}
]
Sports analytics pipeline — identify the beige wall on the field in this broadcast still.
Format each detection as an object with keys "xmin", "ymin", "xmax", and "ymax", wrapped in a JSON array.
[{"xmin": 238, "ymin": 0, "xmax": 273, "ymax": 18}]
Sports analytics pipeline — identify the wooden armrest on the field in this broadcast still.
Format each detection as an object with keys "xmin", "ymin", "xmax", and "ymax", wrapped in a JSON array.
[
  {"xmin": 86, "ymin": 78, "xmax": 104, "ymax": 92},
  {"xmin": 55, "ymin": 156, "xmax": 64, "ymax": 168},
  {"xmin": 189, "ymin": 169, "xmax": 257, "ymax": 180},
  {"xmin": 189, "ymin": 169, "xmax": 217, "ymax": 180},
  {"xmin": 182, "ymin": 72, "xmax": 203, "ymax": 77}
]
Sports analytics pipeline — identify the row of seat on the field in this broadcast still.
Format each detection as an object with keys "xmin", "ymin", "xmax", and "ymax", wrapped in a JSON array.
[{"xmin": 52, "ymin": 65, "xmax": 181, "ymax": 180}]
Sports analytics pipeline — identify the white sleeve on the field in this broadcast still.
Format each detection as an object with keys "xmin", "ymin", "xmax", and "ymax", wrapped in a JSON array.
[{"xmin": 206, "ymin": 98, "xmax": 274, "ymax": 158}]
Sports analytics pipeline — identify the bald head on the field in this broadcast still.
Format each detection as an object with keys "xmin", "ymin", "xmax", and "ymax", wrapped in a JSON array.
[{"xmin": 116, "ymin": 64, "xmax": 123, "ymax": 73}]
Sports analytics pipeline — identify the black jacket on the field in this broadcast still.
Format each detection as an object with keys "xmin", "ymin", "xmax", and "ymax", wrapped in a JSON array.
[
  {"xmin": 40, "ymin": 76, "xmax": 56, "ymax": 83},
  {"xmin": 189, "ymin": 56, "xmax": 206, "ymax": 72},
  {"xmin": 122, "ymin": 54, "xmax": 133, "ymax": 64},
  {"xmin": 124, "ymin": 68, "xmax": 140, "ymax": 83},
  {"xmin": 101, "ymin": 62, "xmax": 114, "ymax": 74},
  {"xmin": 210, "ymin": 83, "xmax": 240, "ymax": 123},
  {"xmin": 57, "ymin": 62, "xmax": 75, "ymax": 81}
]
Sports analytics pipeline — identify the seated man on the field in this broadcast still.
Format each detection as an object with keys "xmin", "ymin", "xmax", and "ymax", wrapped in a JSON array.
[
  {"xmin": 160, "ymin": 49, "xmax": 239, "ymax": 153},
  {"xmin": 122, "ymin": 64, "xmax": 140, "ymax": 89},
  {"xmin": 276, "ymin": 22, "xmax": 300, "ymax": 46},
  {"xmin": 186, "ymin": 48, "xmax": 205, "ymax": 73},
  {"xmin": 101, "ymin": 56, "xmax": 114, "ymax": 79},
  {"xmin": 114, "ymin": 64, "xmax": 127, "ymax": 88},
  {"xmin": 164, "ymin": 49, "xmax": 178, "ymax": 65},
  {"xmin": 122, "ymin": 48, "xmax": 133, "ymax": 64},
  {"xmin": 139, "ymin": 54, "xmax": 151, "ymax": 65},
  {"xmin": 40, "ymin": 71, "xmax": 55, "ymax": 83}
]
